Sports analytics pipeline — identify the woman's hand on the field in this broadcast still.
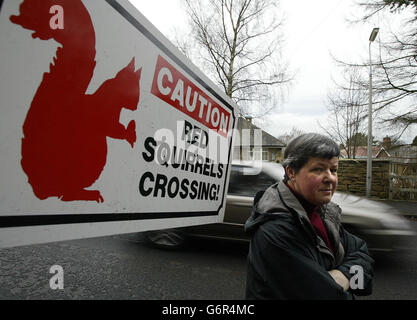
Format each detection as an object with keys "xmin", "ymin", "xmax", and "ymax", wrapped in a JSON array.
[{"xmin": 328, "ymin": 269, "xmax": 350, "ymax": 291}]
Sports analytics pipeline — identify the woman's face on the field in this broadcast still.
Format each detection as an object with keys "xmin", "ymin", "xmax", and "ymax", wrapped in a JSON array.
[{"xmin": 286, "ymin": 156, "xmax": 339, "ymax": 206}]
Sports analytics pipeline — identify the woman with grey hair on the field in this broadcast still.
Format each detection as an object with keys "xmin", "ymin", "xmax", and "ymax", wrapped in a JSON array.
[{"xmin": 245, "ymin": 133, "xmax": 374, "ymax": 299}]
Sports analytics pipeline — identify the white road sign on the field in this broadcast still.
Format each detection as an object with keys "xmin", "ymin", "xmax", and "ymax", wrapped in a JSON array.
[{"xmin": 0, "ymin": 0, "xmax": 237, "ymax": 247}]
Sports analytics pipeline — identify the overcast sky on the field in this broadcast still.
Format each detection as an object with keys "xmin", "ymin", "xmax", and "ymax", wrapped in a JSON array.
[{"xmin": 129, "ymin": 0, "xmax": 414, "ymax": 143}]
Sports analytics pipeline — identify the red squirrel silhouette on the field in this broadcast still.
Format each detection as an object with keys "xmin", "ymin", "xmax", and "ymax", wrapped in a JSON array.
[{"xmin": 10, "ymin": 0, "xmax": 142, "ymax": 203}]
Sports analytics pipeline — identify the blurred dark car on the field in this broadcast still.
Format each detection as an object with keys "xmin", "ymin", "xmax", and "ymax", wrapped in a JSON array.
[{"xmin": 145, "ymin": 162, "xmax": 416, "ymax": 252}]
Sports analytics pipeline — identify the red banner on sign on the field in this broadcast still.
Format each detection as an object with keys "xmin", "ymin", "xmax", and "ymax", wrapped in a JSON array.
[{"xmin": 151, "ymin": 55, "xmax": 230, "ymax": 137}]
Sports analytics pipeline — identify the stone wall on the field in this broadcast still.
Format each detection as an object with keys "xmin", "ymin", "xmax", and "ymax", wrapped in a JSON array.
[{"xmin": 337, "ymin": 159, "xmax": 390, "ymax": 199}]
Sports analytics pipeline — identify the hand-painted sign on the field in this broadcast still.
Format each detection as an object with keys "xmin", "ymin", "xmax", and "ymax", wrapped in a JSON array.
[{"xmin": 0, "ymin": 0, "xmax": 236, "ymax": 247}]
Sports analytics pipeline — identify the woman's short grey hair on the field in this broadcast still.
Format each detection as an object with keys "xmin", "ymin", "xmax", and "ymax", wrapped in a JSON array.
[{"xmin": 282, "ymin": 133, "xmax": 340, "ymax": 182}]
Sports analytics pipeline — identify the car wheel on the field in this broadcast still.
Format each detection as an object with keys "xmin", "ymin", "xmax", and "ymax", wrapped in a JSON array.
[{"xmin": 144, "ymin": 229, "xmax": 187, "ymax": 250}]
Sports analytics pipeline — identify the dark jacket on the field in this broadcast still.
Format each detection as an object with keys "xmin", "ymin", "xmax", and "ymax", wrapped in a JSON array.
[{"xmin": 245, "ymin": 181, "xmax": 374, "ymax": 300}]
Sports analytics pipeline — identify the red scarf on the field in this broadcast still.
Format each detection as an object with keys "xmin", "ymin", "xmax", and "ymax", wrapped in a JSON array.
[{"xmin": 286, "ymin": 183, "xmax": 334, "ymax": 254}]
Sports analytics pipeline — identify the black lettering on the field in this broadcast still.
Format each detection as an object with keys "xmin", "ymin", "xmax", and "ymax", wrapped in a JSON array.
[
  {"xmin": 200, "ymin": 129, "xmax": 209, "ymax": 148},
  {"xmin": 156, "ymin": 141, "xmax": 170, "ymax": 166},
  {"xmin": 191, "ymin": 125, "xmax": 201, "ymax": 145},
  {"xmin": 199, "ymin": 182, "xmax": 210, "ymax": 200},
  {"xmin": 167, "ymin": 177, "xmax": 180, "ymax": 198},
  {"xmin": 184, "ymin": 152, "xmax": 195, "ymax": 172},
  {"xmin": 182, "ymin": 120, "xmax": 209, "ymax": 148},
  {"xmin": 171, "ymin": 146, "xmax": 182, "ymax": 169},
  {"xmin": 189, "ymin": 180, "xmax": 198, "ymax": 199},
  {"xmin": 138, "ymin": 171, "xmax": 154, "ymax": 196},
  {"xmin": 209, "ymin": 184, "xmax": 217, "ymax": 200},
  {"xmin": 182, "ymin": 120, "xmax": 193, "ymax": 142},
  {"xmin": 194, "ymin": 154, "xmax": 204, "ymax": 175},
  {"xmin": 197, "ymin": 181, "xmax": 203, "ymax": 199},
  {"xmin": 217, "ymin": 163, "xmax": 224, "ymax": 179},
  {"xmin": 154, "ymin": 174, "xmax": 167, "ymax": 198},
  {"xmin": 179, "ymin": 179, "xmax": 189, "ymax": 199},
  {"xmin": 142, "ymin": 137, "xmax": 156, "ymax": 162},
  {"xmin": 203, "ymin": 158, "xmax": 211, "ymax": 176},
  {"xmin": 209, "ymin": 162, "xmax": 216, "ymax": 177},
  {"xmin": 181, "ymin": 150, "xmax": 188, "ymax": 170}
]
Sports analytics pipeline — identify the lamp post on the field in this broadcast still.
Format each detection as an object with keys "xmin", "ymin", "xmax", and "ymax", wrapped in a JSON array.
[{"xmin": 366, "ymin": 27, "xmax": 379, "ymax": 198}]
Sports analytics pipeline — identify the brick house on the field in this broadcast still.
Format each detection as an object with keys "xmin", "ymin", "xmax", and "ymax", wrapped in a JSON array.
[{"xmin": 232, "ymin": 116, "xmax": 285, "ymax": 162}]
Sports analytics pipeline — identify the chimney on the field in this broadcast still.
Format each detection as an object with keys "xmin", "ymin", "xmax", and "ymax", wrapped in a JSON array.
[{"xmin": 382, "ymin": 136, "xmax": 391, "ymax": 150}]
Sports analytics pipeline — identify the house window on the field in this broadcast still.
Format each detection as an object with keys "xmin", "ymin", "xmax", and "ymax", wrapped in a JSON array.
[{"xmin": 250, "ymin": 148, "xmax": 263, "ymax": 160}]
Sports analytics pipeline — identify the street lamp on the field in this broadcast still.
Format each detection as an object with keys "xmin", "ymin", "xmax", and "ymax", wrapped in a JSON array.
[{"xmin": 366, "ymin": 27, "xmax": 379, "ymax": 198}]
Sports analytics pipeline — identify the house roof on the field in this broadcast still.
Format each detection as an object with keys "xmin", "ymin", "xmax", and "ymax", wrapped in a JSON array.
[
  {"xmin": 389, "ymin": 144, "xmax": 417, "ymax": 156},
  {"xmin": 340, "ymin": 145, "xmax": 390, "ymax": 159},
  {"xmin": 235, "ymin": 117, "xmax": 285, "ymax": 147},
  {"xmin": 388, "ymin": 145, "xmax": 417, "ymax": 163}
]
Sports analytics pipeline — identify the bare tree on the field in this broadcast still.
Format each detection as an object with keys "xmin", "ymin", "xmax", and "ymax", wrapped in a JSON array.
[
  {"xmin": 277, "ymin": 127, "xmax": 305, "ymax": 145},
  {"xmin": 319, "ymin": 67, "xmax": 369, "ymax": 158},
  {"xmin": 335, "ymin": 0, "xmax": 417, "ymax": 140},
  {"xmin": 179, "ymin": 0, "xmax": 292, "ymax": 118},
  {"xmin": 356, "ymin": 0, "xmax": 417, "ymax": 21}
]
